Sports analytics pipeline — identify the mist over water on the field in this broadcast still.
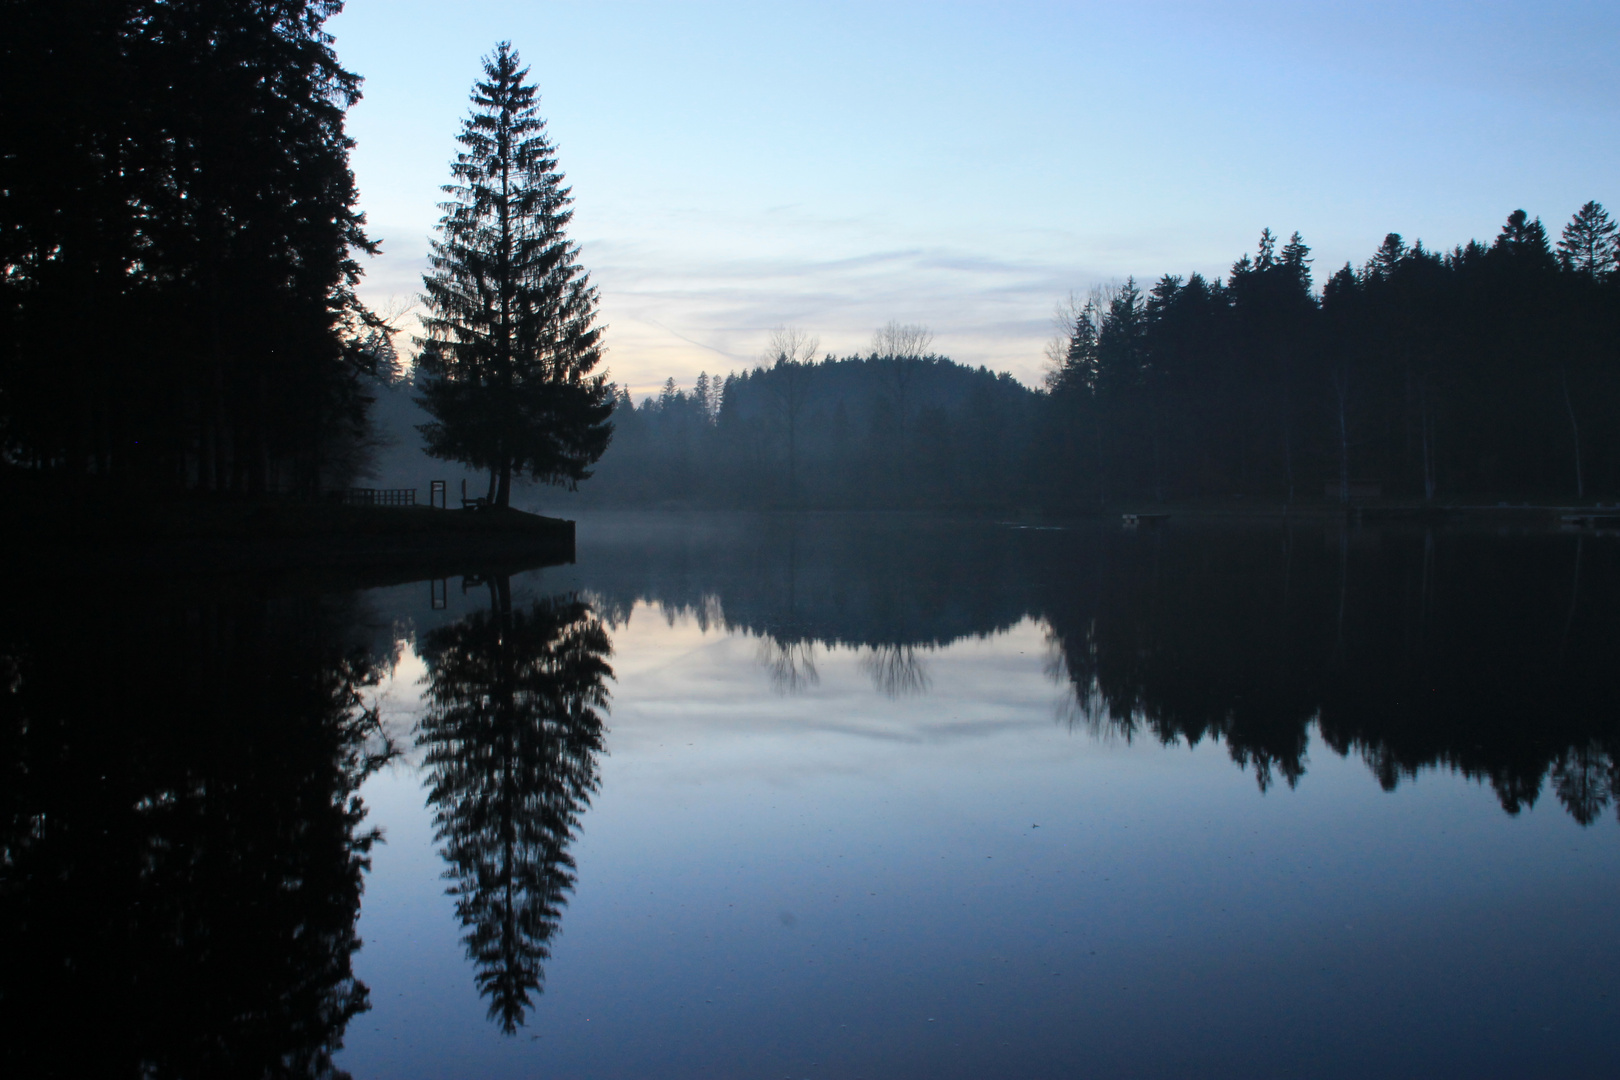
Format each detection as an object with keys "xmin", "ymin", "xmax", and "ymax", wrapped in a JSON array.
[{"xmin": 4, "ymin": 513, "xmax": 1618, "ymax": 1078}]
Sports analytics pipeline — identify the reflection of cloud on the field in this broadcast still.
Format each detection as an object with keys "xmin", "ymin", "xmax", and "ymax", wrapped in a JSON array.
[
  {"xmin": 369, "ymin": 636, "xmax": 431, "ymax": 766},
  {"xmin": 591, "ymin": 602, "xmax": 1066, "ymax": 751},
  {"xmin": 755, "ymin": 636, "xmax": 819, "ymax": 695},
  {"xmin": 859, "ymin": 644, "xmax": 931, "ymax": 699},
  {"xmin": 600, "ymin": 613, "xmax": 1090, "ymax": 793}
]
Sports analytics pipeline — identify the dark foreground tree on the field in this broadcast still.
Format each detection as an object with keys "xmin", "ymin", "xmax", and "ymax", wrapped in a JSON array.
[
  {"xmin": 416, "ymin": 43, "xmax": 613, "ymax": 507},
  {"xmin": 0, "ymin": 0, "xmax": 381, "ymax": 493}
]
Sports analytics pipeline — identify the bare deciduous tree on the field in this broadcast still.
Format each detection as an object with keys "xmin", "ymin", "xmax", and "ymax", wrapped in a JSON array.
[
  {"xmin": 871, "ymin": 320, "xmax": 933, "ymax": 359},
  {"xmin": 762, "ymin": 326, "xmax": 820, "ymax": 504},
  {"xmin": 1042, "ymin": 284, "xmax": 1121, "ymax": 388},
  {"xmin": 765, "ymin": 326, "xmax": 821, "ymax": 367},
  {"xmin": 370, "ymin": 294, "xmax": 419, "ymax": 385},
  {"xmin": 1043, "ymin": 292, "xmax": 1088, "ymax": 386}
]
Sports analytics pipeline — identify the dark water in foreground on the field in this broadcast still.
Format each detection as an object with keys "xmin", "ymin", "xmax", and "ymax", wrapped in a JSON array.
[{"xmin": 4, "ymin": 513, "xmax": 1619, "ymax": 1078}]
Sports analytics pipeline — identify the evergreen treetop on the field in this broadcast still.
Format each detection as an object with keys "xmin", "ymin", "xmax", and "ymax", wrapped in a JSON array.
[{"xmin": 1558, "ymin": 201, "xmax": 1619, "ymax": 278}]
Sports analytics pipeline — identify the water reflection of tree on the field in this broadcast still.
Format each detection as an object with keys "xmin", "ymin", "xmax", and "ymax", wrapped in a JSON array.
[
  {"xmin": 756, "ymin": 635, "xmax": 820, "ymax": 694},
  {"xmin": 1551, "ymin": 742, "xmax": 1613, "ymax": 826},
  {"xmin": 0, "ymin": 590, "xmax": 392, "ymax": 1078},
  {"xmin": 417, "ymin": 582, "xmax": 612, "ymax": 1033},
  {"xmin": 859, "ymin": 643, "xmax": 931, "ymax": 698}
]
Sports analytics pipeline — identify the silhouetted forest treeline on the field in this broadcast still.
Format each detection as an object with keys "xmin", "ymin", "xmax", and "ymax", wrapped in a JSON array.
[
  {"xmin": 568, "ymin": 207, "xmax": 1620, "ymax": 508},
  {"xmin": 1, "ymin": 1, "xmax": 388, "ymax": 494},
  {"xmin": 1044, "ymin": 211, "xmax": 1620, "ymax": 505}
]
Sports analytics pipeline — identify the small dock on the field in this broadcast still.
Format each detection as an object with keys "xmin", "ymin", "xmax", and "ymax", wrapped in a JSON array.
[
  {"xmin": 1562, "ymin": 513, "xmax": 1620, "ymax": 529},
  {"xmin": 1122, "ymin": 512, "xmax": 1170, "ymax": 527}
]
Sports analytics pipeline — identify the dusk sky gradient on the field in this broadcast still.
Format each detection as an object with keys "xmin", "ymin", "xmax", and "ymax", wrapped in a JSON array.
[{"xmin": 327, "ymin": 0, "xmax": 1620, "ymax": 394}]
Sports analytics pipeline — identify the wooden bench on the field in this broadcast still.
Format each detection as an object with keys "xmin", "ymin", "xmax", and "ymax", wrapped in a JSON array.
[{"xmin": 458, "ymin": 479, "xmax": 489, "ymax": 511}]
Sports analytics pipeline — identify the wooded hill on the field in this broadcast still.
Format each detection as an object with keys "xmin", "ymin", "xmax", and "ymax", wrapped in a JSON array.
[{"xmin": 588, "ymin": 357, "xmax": 1038, "ymax": 509}]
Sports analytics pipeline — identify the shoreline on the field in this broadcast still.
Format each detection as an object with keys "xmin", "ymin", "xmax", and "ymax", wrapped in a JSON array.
[{"xmin": 7, "ymin": 499, "xmax": 576, "ymax": 582}]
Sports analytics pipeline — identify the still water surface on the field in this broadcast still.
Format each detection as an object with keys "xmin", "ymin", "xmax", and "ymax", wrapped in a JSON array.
[{"xmin": 5, "ymin": 513, "xmax": 1618, "ymax": 1078}]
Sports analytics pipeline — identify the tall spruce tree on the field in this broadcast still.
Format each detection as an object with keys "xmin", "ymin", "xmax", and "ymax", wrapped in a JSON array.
[
  {"xmin": 1051, "ymin": 302, "xmax": 1100, "ymax": 395},
  {"xmin": 416, "ymin": 43, "xmax": 613, "ymax": 507}
]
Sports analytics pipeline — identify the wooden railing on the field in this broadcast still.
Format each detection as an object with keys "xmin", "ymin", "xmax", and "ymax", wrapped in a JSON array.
[{"xmin": 336, "ymin": 487, "xmax": 416, "ymax": 507}]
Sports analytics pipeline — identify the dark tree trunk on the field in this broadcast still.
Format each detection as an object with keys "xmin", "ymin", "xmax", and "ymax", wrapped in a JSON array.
[{"xmin": 1561, "ymin": 365, "xmax": 1584, "ymax": 499}]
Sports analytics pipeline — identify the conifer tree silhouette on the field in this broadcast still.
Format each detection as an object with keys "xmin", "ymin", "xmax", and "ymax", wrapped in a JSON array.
[{"xmin": 416, "ymin": 44, "xmax": 613, "ymax": 506}]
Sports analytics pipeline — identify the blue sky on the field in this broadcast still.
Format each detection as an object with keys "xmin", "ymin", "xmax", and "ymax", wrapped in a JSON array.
[{"xmin": 328, "ymin": 0, "xmax": 1620, "ymax": 392}]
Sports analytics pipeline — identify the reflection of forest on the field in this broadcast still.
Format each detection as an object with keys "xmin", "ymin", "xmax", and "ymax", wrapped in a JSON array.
[
  {"xmin": 416, "ymin": 579, "xmax": 612, "ymax": 1033},
  {"xmin": 571, "ymin": 514, "xmax": 1620, "ymax": 825},
  {"xmin": 574, "ymin": 513, "xmax": 1037, "ymax": 650},
  {"xmin": 1042, "ymin": 525, "xmax": 1620, "ymax": 825},
  {"xmin": 0, "ymin": 585, "xmax": 393, "ymax": 1079}
]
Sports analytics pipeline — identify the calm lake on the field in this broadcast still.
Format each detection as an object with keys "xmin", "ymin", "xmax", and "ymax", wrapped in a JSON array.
[{"xmin": 5, "ymin": 512, "xmax": 1618, "ymax": 1078}]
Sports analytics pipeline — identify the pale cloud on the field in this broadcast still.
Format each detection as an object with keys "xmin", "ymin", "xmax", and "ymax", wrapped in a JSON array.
[{"xmin": 578, "ymin": 240, "xmax": 1105, "ymax": 394}]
